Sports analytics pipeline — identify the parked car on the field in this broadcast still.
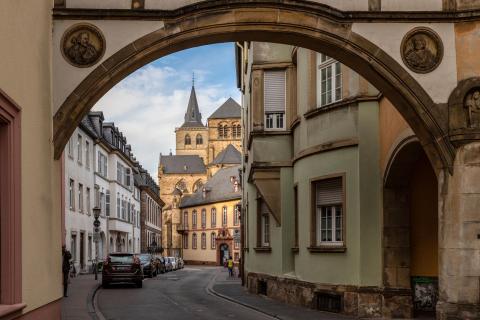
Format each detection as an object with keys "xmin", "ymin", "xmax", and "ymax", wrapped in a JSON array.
[
  {"xmin": 169, "ymin": 257, "xmax": 178, "ymax": 270},
  {"xmin": 155, "ymin": 256, "xmax": 166, "ymax": 274},
  {"xmin": 138, "ymin": 253, "xmax": 156, "ymax": 278},
  {"xmin": 102, "ymin": 253, "xmax": 143, "ymax": 288},
  {"xmin": 177, "ymin": 257, "xmax": 184, "ymax": 269},
  {"xmin": 164, "ymin": 257, "xmax": 173, "ymax": 272}
]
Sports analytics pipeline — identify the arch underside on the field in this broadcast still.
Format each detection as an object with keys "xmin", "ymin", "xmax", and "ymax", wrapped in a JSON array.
[{"xmin": 53, "ymin": 3, "xmax": 454, "ymax": 172}]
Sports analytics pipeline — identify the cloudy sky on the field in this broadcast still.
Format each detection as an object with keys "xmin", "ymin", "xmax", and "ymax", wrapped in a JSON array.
[{"xmin": 93, "ymin": 43, "xmax": 241, "ymax": 178}]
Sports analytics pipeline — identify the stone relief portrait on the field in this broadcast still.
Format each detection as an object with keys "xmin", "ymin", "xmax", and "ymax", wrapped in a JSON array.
[
  {"xmin": 401, "ymin": 28, "xmax": 443, "ymax": 73},
  {"xmin": 464, "ymin": 89, "xmax": 480, "ymax": 128},
  {"xmin": 61, "ymin": 24, "xmax": 105, "ymax": 68}
]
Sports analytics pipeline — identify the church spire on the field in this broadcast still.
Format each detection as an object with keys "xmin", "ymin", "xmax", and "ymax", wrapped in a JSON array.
[{"xmin": 181, "ymin": 77, "xmax": 204, "ymax": 128}]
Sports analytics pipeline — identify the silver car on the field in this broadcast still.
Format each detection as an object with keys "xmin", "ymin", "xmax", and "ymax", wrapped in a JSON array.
[{"xmin": 168, "ymin": 257, "xmax": 178, "ymax": 270}]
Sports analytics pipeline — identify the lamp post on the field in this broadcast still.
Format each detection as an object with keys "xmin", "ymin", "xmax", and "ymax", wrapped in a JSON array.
[{"xmin": 93, "ymin": 206, "xmax": 101, "ymax": 280}]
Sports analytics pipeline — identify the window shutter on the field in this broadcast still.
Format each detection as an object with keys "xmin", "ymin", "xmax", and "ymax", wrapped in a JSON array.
[
  {"xmin": 316, "ymin": 177, "xmax": 343, "ymax": 206},
  {"xmin": 264, "ymin": 70, "xmax": 286, "ymax": 112}
]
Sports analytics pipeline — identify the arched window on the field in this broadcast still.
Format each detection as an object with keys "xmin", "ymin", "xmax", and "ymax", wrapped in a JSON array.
[
  {"xmin": 211, "ymin": 208, "xmax": 217, "ymax": 227},
  {"xmin": 211, "ymin": 232, "xmax": 216, "ymax": 249},
  {"xmin": 192, "ymin": 210, "xmax": 197, "ymax": 229},
  {"xmin": 183, "ymin": 210, "xmax": 189, "ymax": 229},
  {"xmin": 201, "ymin": 233, "xmax": 206, "ymax": 249},
  {"xmin": 193, "ymin": 180, "xmax": 203, "ymax": 193},
  {"xmin": 201, "ymin": 209, "xmax": 206, "ymax": 228},
  {"xmin": 222, "ymin": 206, "xmax": 228, "ymax": 226},
  {"xmin": 196, "ymin": 134, "xmax": 203, "ymax": 145},
  {"xmin": 176, "ymin": 179, "xmax": 187, "ymax": 193},
  {"xmin": 222, "ymin": 124, "xmax": 229, "ymax": 138},
  {"xmin": 192, "ymin": 233, "xmax": 197, "ymax": 249},
  {"xmin": 234, "ymin": 205, "xmax": 240, "ymax": 226},
  {"xmin": 185, "ymin": 134, "xmax": 191, "ymax": 145},
  {"xmin": 183, "ymin": 233, "xmax": 188, "ymax": 249}
]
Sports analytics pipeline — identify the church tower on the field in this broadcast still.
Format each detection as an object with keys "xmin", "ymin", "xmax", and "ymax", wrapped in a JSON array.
[{"xmin": 175, "ymin": 82, "xmax": 209, "ymax": 162}]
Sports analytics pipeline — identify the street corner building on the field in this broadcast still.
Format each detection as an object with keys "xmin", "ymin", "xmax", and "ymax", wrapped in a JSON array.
[
  {"xmin": 64, "ymin": 111, "xmax": 163, "ymax": 273},
  {"xmin": 237, "ymin": 42, "xmax": 439, "ymax": 318},
  {"xmin": 158, "ymin": 83, "xmax": 243, "ymax": 259}
]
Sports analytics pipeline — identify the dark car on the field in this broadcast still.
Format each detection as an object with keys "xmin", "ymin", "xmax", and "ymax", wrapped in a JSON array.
[
  {"xmin": 138, "ymin": 254, "xmax": 156, "ymax": 278},
  {"xmin": 102, "ymin": 253, "xmax": 143, "ymax": 288},
  {"xmin": 155, "ymin": 256, "xmax": 166, "ymax": 274}
]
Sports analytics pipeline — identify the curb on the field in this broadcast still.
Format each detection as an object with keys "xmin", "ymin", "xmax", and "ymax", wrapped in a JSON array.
[
  {"xmin": 205, "ymin": 270, "xmax": 281, "ymax": 320},
  {"xmin": 88, "ymin": 281, "xmax": 106, "ymax": 320}
]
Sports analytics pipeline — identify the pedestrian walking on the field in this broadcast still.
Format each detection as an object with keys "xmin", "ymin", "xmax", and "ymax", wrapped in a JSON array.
[
  {"xmin": 227, "ymin": 256, "xmax": 234, "ymax": 278},
  {"xmin": 62, "ymin": 245, "xmax": 72, "ymax": 297}
]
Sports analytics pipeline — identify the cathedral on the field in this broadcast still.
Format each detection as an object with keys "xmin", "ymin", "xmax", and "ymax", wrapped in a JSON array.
[{"xmin": 159, "ymin": 84, "xmax": 242, "ymax": 259}]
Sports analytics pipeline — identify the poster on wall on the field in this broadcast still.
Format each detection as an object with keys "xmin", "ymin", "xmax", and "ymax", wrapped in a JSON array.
[{"xmin": 412, "ymin": 277, "xmax": 438, "ymax": 312}]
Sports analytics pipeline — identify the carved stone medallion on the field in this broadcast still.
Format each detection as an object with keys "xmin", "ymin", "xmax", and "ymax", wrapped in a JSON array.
[
  {"xmin": 464, "ymin": 88, "xmax": 480, "ymax": 129},
  {"xmin": 401, "ymin": 27, "xmax": 443, "ymax": 74},
  {"xmin": 61, "ymin": 23, "xmax": 105, "ymax": 68}
]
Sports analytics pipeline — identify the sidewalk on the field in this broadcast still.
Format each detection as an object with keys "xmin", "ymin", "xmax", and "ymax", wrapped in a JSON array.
[
  {"xmin": 61, "ymin": 274, "xmax": 101, "ymax": 320},
  {"xmin": 210, "ymin": 268, "xmax": 352, "ymax": 320}
]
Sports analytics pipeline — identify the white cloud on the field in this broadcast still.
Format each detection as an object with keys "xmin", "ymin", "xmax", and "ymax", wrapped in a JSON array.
[{"xmin": 93, "ymin": 64, "xmax": 241, "ymax": 179}]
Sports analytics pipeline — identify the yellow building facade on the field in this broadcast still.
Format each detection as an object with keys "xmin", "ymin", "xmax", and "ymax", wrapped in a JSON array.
[
  {"xmin": 179, "ymin": 167, "xmax": 242, "ymax": 265},
  {"xmin": 159, "ymin": 85, "xmax": 242, "ymax": 257}
]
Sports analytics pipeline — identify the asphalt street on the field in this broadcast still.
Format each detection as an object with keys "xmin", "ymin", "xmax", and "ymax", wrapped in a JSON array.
[{"xmin": 97, "ymin": 266, "xmax": 273, "ymax": 320}]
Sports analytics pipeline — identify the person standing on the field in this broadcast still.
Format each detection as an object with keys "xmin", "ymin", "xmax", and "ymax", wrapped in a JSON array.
[
  {"xmin": 227, "ymin": 256, "xmax": 234, "ymax": 278},
  {"xmin": 62, "ymin": 245, "xmax": 72, "ymax": 297}
]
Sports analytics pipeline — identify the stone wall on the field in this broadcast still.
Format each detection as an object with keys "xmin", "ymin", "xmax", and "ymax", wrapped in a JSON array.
[{"xmin": 246, "ymin": 272, "xmax": 412, "ymax": 318}]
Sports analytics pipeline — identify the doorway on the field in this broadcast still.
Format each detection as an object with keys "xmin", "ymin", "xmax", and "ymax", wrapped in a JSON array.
[
  {"xmin": 219, "ymin": 244, "xmax": 230, "ymax": 266},
  {"xmin": 383, "ymin": 139, "xmax": 438, "ymax": 317}
]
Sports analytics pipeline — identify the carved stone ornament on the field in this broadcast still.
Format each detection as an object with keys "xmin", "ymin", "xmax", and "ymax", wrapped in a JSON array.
[
  {"xmin": 401, "ymin": 27, "xmax": 443, "ymax": 74},
  {"xmin": 464, "ymin": 88, "xmax": 480, "ymax": 129},
  {"xmin": 61, "ymin": 23, "xmax": 106, "ymax": 68}
]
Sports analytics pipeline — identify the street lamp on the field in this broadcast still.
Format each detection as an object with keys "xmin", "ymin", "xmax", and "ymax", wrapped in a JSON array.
[{"xmin": 93, "ymin": 206, "xmax": 101, "ymax": 280}]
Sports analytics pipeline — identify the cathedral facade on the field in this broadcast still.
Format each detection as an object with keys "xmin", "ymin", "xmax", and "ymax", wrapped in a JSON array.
[{"xmin": 159, "ymin": 84, "xmax": 242, "ymax": 258}]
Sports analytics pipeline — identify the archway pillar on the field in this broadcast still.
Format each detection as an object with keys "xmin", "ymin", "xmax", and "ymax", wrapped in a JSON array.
[{"xmin": 437, "ymin": 142, "xmax": 480, "ymax": 319}]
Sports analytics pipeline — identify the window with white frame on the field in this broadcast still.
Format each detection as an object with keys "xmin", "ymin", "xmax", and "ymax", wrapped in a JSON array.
[
  {"xmin": 314, "ymin": 177, "xmax": 344, "ymax": 247},
  {"xmin": 97, "ymin": 151, "xmax": 107, "ymax": 177},
  {"xmin": 68, "ymin": 137, "xmax": 74, "ymax": 158},
  {"xmin": 116, "ymin": 194, "xmax": 120, "ymax": 218},
  {"xmin": 222, "ymin": 207, "xmax": 227, "ymax": 226},
  {"xmin": 264, "ymin": 70, "xmax": 286, "ymax": 130},
  {"xmin": 77, "ymin": 134, "xmax": 83, "ymax": 164},
  {"xmin": 192, "ymin": 233, "xmax": 197, "ymax": 249},
  {"xmin": 201, "ymin": 209, "xmax": 206, "ymax": 228},
  {"xmin": 201, "ymin": 233, "xmax": 206, "ymax": 249},
  {"xmin": 86, "ymin": 187, "xmax": 91, "ymax": 215},
  {"xmin": 211, "ymin": 208, "xmax": 216, "ymax": 227},
  {"xmin": 69, "ymin": 179, "xmax": 75, "ymax": 210},
  {"xmin": 183, "ymin": 211, "xmax": 188, "ymax": 229},
  {"xmin": 192, "ymin": 210, "xmax": 197, "ymax": 229},
  {"xmin": 78, "ymin": 183, "xmax": 84, "ymax": 213},
  {"xmin": 106, "ymin": 190, "xmax": 110, "ymax": 216},
  {"xmin": 234, "ymin": 205, "xmax": 240, "ymax": 226},
  {"xmin": 85, "ymin": 140, "xmax": 90, "ymax": 169},
  {"xmin": 100, "ymin": 191, "xmax": 105, "ymax": 216},
  {"xmin": 211, "ymin": 232, "xmax": 216, "ymax": 249},
  {"xmin": 259, "ymin": 200, "xmax": 270, "ymax": 247},
  {"xmin": 121, "ymin": 199, "xmax": 126, "ymax": 220},
  {"xmin": 317, "ymin": 53, "xmax": 342, "ymax": 107}
]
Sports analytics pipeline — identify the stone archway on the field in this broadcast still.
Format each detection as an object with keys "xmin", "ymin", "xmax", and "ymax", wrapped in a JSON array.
[
  {"xmin": 52, "ymin": 1, "xmax": 453, "ymax": 173},
  {"xmin": 383, "ymin": 136, "xmax": 439, "ymax": 318}
]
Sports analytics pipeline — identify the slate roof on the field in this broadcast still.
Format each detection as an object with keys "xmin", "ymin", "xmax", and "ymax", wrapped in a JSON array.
[
  {"xmin": 208, "ymin": 98, "xmax": 241, "ymax": 119},
  {"xmin": 181, "ymin": 86, "xmax": 205, "ymax": 128},
  {"xmin": 211, "ymin": 144, "xmax": 241, "ymax": 165},
  {"xmin": 159, "ymin": 154, "xmax": 206, "ymax": 174},
  {"xmin": 179, "ymin": 165, "xmax": 241, "ymax": 208}
]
